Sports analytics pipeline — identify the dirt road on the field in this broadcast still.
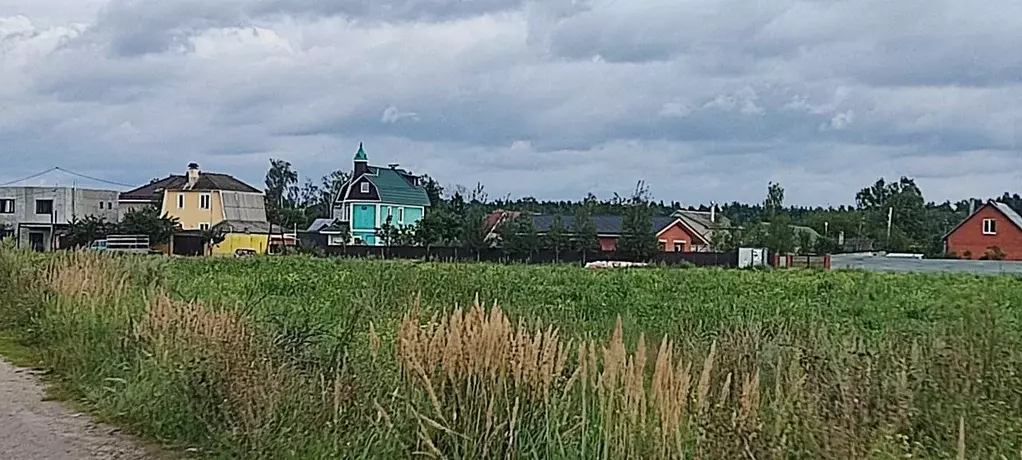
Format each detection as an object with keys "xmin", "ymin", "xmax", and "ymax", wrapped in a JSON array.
[{"xmin": 0, "ymin": 357, "xmax": 152, "ymax": 460}]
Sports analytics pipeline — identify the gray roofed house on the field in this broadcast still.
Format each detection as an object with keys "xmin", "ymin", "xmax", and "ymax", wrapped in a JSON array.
[{"xmin": 671, "ymin": 209, "xmax": 731, "ymax": 245}]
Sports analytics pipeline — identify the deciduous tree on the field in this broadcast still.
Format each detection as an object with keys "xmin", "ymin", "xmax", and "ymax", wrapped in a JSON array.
[
  {"xmin": 542, "ymin": 214, "xmax": 569, "ymax": 260},
  {"xmin": 66, "ymin": 215, "xmax": 115, "ymax": 248},
  {"xmin": 119, "ymin": 206, "xmax": 179, "ymax": 245},
  {"xmin": 617, "ymin": 181, "xmax": 659, "ymax": 261},
  {"xmin": 571, "ymin": 207, "xmax": 601, "ymax": 253}
]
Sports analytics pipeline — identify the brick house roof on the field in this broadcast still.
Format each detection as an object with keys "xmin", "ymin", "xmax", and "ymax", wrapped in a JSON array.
[{"xmin": 943, "ymin": 200, "xmax": 1022, "ymax": 240}]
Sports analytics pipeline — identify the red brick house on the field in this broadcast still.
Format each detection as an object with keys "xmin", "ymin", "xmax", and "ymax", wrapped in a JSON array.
[
  {"xmin": 943, "ymin": 200, "xmax": 1022, "ymax": 260},
  {"xmin": 483, "ymin": 211, "xmax": 710, "ymax": 252}
]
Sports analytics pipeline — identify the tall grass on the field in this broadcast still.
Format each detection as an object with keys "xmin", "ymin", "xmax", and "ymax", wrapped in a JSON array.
[
  {"xmin": 393, "ymin": 299, "xmax": 1022, "ymax": 459},
  {"xmin": 1, "ymin": 247, "xmax": 1021, "ymax": 458}
]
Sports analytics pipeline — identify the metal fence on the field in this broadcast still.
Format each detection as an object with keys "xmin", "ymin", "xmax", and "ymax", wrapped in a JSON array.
[{"xmin": 831, "ymin": 254, "xmax": 1022, "ymax": 275}]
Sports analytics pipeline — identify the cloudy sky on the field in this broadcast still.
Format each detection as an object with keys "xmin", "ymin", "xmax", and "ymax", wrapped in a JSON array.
[{"xmin": 1, "ymin": 0, "xmax": 1019, "ymax": 206}]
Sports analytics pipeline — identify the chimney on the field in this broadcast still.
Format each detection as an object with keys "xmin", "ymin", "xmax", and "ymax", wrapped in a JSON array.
[
  {"xmin": 353, "ymin": 143, "xmax": 369, "ymax": 177},
  {"xmin": 969, "ymin": 199, "xmax": 976, "ymax": 215},
  {"xmin": 710, "ymin": 202, "xmax": 716, "ymax": 223},
  {"xmin": 186, "ymin": 163, "xmax": 200, "ymax": 189}
]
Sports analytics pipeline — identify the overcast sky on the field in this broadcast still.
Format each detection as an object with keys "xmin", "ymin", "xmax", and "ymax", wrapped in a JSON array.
[{"xmin": 1, "ymin": 0, "xmax": 1019, "ymax": 206}]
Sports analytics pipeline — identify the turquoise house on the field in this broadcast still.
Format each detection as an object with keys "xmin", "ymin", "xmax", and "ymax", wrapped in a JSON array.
[{"xmin": 331, "ymin": 144, "xmax": 431, "ymax": 245}]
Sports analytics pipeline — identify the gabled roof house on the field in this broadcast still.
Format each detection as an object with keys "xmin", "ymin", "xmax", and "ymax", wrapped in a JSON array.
[
  {"xmin": 329, "ymin": 144, "xmax": 431, "ymax": 246},
  {"xmin": 671, "ymin": 209, "xmax": 731, "ymax": 249},
  {"xmin": 944, "ymin": 200, "xmax": 1022, "ymax": 260},
  {"xmin": 119, "ymin": 163, "xmax": 265, "ymax": 232},
  {"xmin": 484, "ymin": 211, "xmax": 715, "ymax": 253}
]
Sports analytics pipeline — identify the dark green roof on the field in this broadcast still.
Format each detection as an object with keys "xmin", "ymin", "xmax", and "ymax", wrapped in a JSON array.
[{"xmin": 366, "ymin": 167, "xmax": 431, "ymax": 207}]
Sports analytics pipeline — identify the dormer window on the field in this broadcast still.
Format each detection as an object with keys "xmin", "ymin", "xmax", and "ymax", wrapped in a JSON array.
[{"xmin": 360, "ymin": 182, "xmax": 370, "ymax": 194}]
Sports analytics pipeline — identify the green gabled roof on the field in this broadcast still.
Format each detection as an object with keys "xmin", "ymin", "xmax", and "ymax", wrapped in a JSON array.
[{"xmin": 365, "ymin": 167, "xmax": 431, "ymax": 207}]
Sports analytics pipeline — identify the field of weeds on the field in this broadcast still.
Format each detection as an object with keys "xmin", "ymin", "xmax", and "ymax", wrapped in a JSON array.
[{"xmin": 2, "ymin": 247, "xmax": 1022, "ymax": 459}]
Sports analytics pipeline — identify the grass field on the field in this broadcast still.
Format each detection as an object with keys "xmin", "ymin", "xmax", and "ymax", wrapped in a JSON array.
[{"xmin": 2, "ymin": 247, "xmax": 1021, "ymax": 458}]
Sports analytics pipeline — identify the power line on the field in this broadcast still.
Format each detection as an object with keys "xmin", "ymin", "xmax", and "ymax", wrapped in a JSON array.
[
  {"xmin": 0, "ymin": 167, "xmax": 59, "ymax": 186},
  {"xmin": 54, "ymin": 167, "xmax": 136, "ymax": 188},
  {"xmin": 0, "ymin": 167, "xmax": 136, "ymax": 188}
]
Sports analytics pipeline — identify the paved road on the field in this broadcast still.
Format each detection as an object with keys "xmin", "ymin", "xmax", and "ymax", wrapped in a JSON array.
[
  {"xmin": 832, "ymin": 254, "xmax": 1022, "ymax": 275},
  {"xmin": 0, "ymin": 357, "xmax": 151, "ymax": 460}
]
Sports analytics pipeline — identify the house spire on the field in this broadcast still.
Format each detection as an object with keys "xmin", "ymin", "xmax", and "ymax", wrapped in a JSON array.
[
  {"xmin": 354, "ymin": 142, "xmax": 368, "ymax": 162},
  {"xmin": 353, "ymin": 142, "xmax": 369, "ymax": 177}
]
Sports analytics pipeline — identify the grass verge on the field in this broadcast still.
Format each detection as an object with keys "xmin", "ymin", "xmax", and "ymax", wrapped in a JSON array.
[{"xmin": 1, "ymin": 245, "xmax": 1021, "ymax": 458}]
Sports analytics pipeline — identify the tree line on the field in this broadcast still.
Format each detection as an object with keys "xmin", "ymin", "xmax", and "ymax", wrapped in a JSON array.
[
  {"xmin": 13, "ymin": 156, "xmax": 1009, "ymax": 259},
  {"xmin": 259, "ymin": 158, "xmax": 1020, "ymax": 257}
]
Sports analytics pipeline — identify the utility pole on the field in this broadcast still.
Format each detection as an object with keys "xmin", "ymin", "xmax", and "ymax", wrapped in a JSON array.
[{"xmin": 886, "ymin": 206, "xmax": 894, "ymax": 247}]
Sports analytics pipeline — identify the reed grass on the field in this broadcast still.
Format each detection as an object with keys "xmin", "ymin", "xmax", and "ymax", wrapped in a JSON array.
[
  {"xmin": 0, "ymin": 247, "xmax": 1020, "ymax": 458},
  {"xmin": 393, "ymin": 299, "xmax": 1022, "ymax": 459}
]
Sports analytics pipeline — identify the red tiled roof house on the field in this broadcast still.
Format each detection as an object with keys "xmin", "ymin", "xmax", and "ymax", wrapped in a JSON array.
[{"xmin": 943, "ymin": 200, "xmax": 1022, "ymax": 260}]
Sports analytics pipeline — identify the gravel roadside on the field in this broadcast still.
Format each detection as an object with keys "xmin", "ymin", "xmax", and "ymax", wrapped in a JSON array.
[{"xmin": 0, "ymin": 357, "xmax": 154, "ymax": 460}]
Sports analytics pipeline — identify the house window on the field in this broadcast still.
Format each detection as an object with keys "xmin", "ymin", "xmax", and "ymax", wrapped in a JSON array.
[
  {"xmin": 360, "ymin": 182, "xmax": 370, "ymax": 194},
  {"xmin": 200, "ymin": 194, "xmax": 211, "ymax": 210},
  {"xmin": 0, "ymin": 199, "xmax": 14, "ymax": 214},
  {"xmin": 108, "ymin": 202, "xmax": 114, "ymax": 210},
  {"xmin": 99, "ymin": 202, "xmax": 104, "ymax": 210},
  {"xmin": 398, "ymin": 208, "xmax": 405, "ymax": 224},
  {"xmin": 983, "ymin": 219, "xmax": 997, "ymax": 235},
  {"xmin": 177, "ymin": 194, "xmax": 185, "ymax": 209},
  {"xmin": 35, "ymin": 199, "xmax": 54, "ymax": 215},
  {"xmin": 199, "ymin": 223, "xmax": 210, "ymax": 231},
  {"xmin": 658, "ymin": 240, "xmax": 667, "ymax": 251},
  {"xmin": 674, "ymin": 240, "xmax": 686, "ymax": 252}
]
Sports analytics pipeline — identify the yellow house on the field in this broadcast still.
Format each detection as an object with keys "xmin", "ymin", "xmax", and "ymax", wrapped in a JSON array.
[{"xmin": 120, "ymin": 163, "xmax": 274, "ymax": 255}]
